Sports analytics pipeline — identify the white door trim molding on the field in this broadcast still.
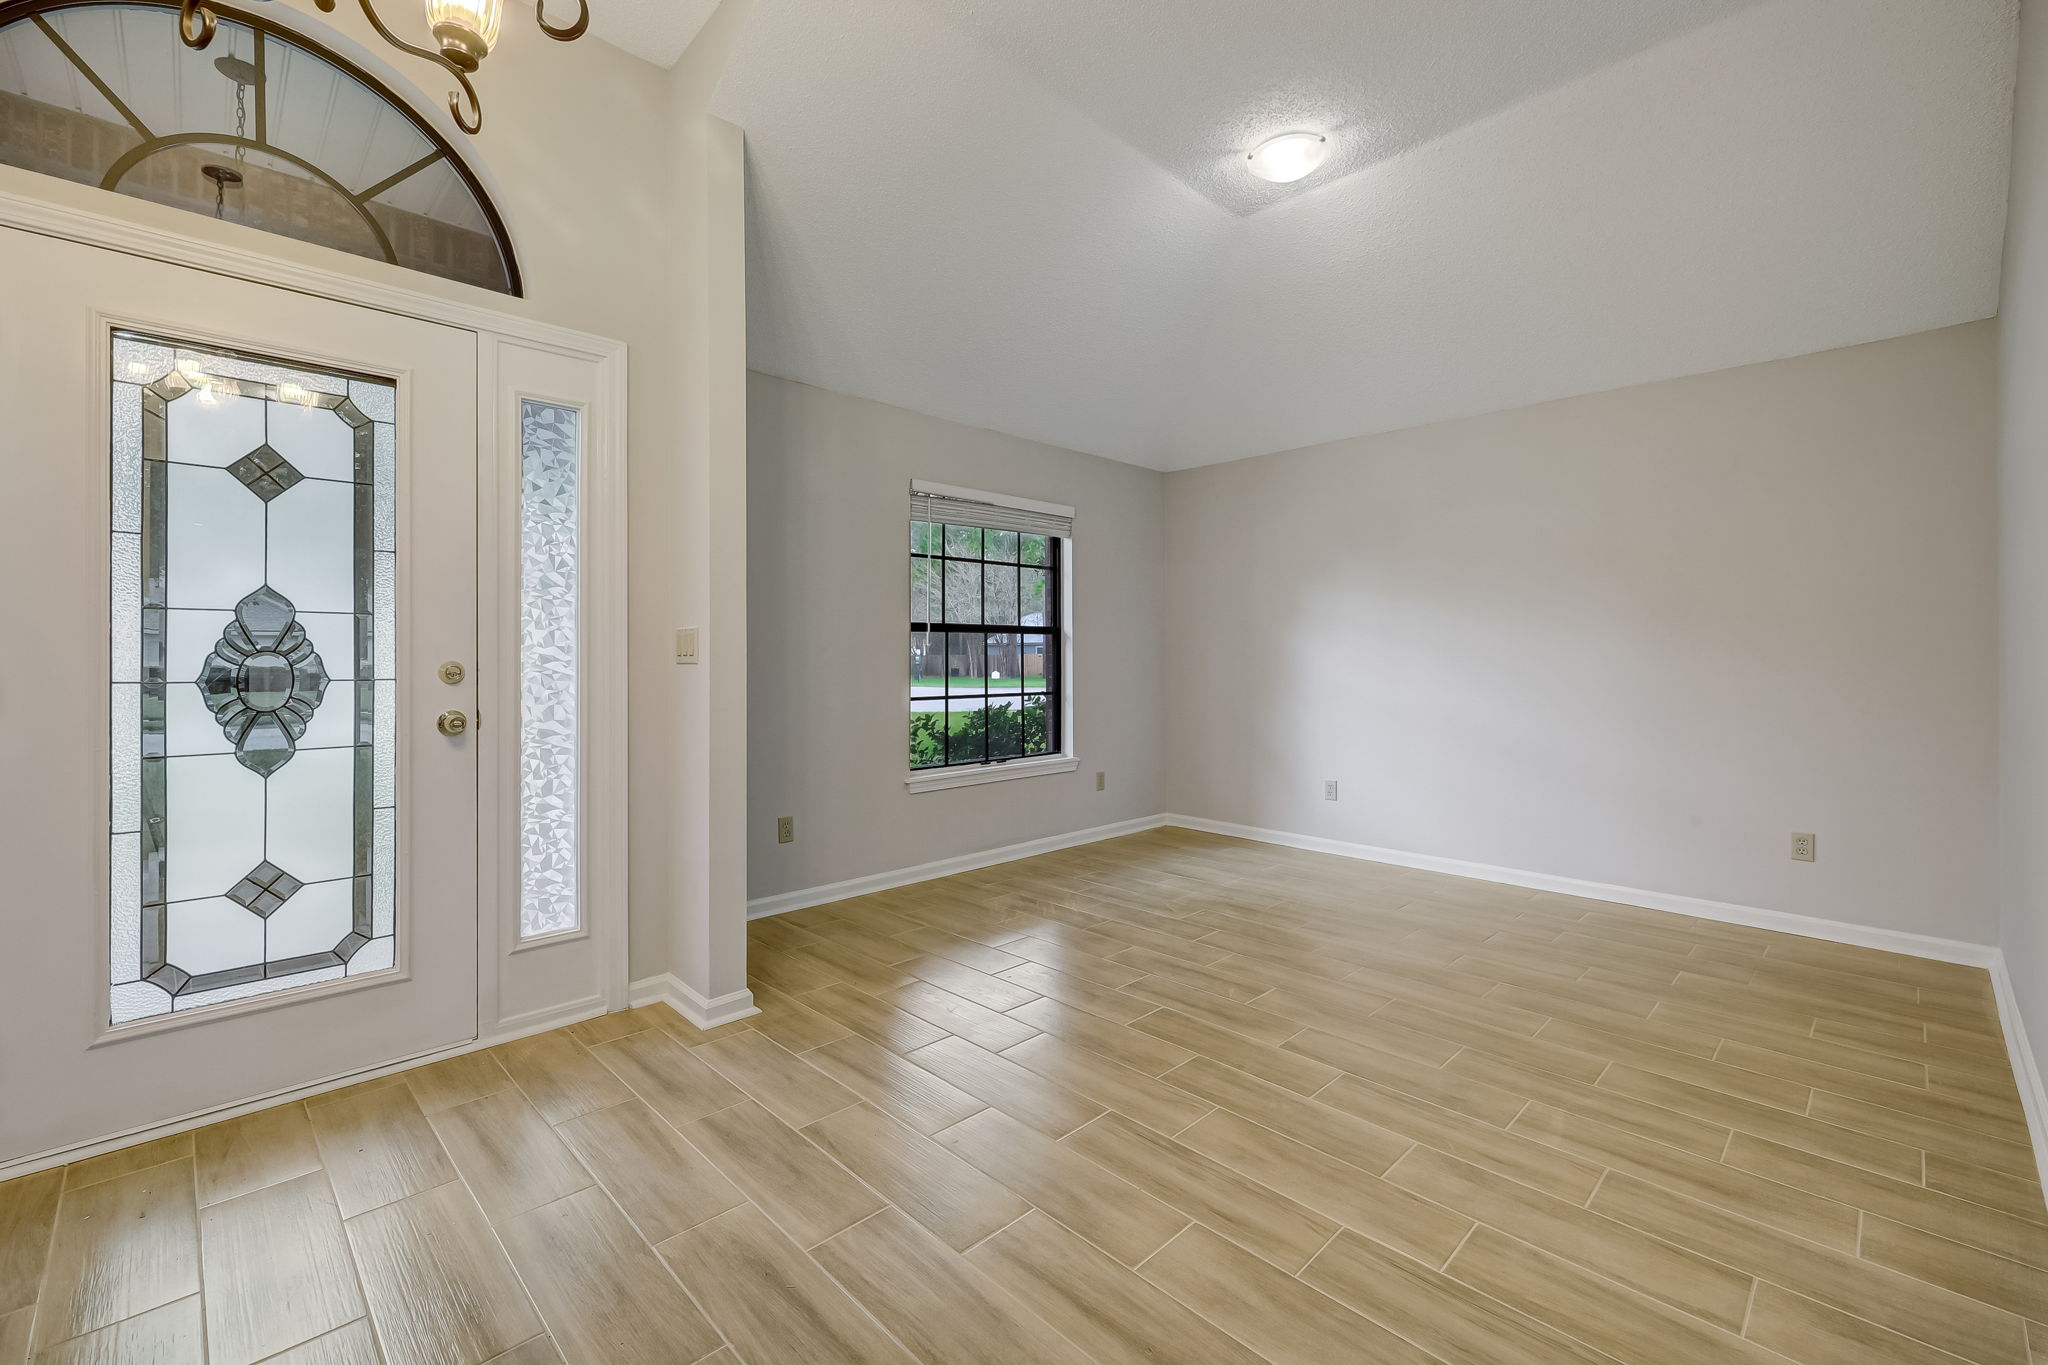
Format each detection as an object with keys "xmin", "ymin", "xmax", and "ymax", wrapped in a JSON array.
[
  {"xmin": 0, "ymin": 187, "xmax": 621, "ymax": 361},
  {"xmin": 0, "ymin": 186, "xmax": 632, "ymax": 1043}
]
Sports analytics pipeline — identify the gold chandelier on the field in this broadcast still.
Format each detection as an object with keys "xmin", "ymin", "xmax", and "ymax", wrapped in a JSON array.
[{"xmin": 176, "ymin": 0, "xmax": 588, "ymax": 134}]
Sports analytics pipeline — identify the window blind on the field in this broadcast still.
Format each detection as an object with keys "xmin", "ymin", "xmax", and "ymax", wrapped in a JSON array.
[{"xmin": 910, "ymin": 480, "xmax": 1074, "ymax": 540}]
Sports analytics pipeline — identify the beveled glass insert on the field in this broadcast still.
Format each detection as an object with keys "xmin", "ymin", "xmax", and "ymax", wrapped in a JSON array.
[
  {"xmin": 518, "ymin": 400, "xmax": 580, "ymax": 939},
  {"xmin": 108, "ymin": 330, "xmax": 397, "ymax": 1024}
]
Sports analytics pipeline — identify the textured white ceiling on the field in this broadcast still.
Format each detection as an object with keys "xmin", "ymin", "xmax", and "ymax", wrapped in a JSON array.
[
  {"xmin": 691, "ymin": 0, "xmax": 2017, "ymax": 469},
  {"xmin": 923, "ymin": 0, "xmax": 1760, "ymax": 217}
]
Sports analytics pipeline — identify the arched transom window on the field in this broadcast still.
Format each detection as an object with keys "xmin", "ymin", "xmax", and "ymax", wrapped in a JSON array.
[{"xmin": 0, "ymin": 0, "xmax": 519, "ymax": 293}]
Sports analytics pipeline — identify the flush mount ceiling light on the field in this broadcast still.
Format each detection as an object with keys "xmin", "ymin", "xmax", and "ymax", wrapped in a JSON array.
[
  {"xmin": 176, "ymin": 0, "xmax": 586, "ymax": 133},
  {"xmin": 1246, "ymin": 132, "xmax": 1329, "ymax": 185}
]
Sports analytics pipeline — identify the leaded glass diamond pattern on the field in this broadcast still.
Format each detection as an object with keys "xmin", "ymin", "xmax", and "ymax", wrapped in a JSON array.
[
  {"xmin": 226, "ymin": 860, "xmax": 304, "ymax": 917},
  {"xmin": 109, "ymin": 332, "xmax": 396, "ymax": 1024},
  {"xmin": 519, "ymin": 400, "xmax": 580, "ymax": 939},
  {"xmin": 227, "ymin": 443, "xmax": 305, "ymax": 501}
]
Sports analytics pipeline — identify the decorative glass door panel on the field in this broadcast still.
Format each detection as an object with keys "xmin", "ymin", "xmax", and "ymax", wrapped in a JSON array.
[
  {"xmin": 110, "ymin": 332, "xmax": 397, "ymax": 1023},
  {"xmin": 518, "ymin": 399, "xmax": 579, "ymax": 940}
]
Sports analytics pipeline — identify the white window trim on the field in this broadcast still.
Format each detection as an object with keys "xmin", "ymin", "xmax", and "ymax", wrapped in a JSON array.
[
  {"xmin": 905, "ymin": 754, "xmax": 1081, "ymax": 793},
  {"xmin": 910, "ymin": 479, "xmax": 1076, "ymax": 520},
  {"xmin": 906, "ymin": 489, "xmax": 1076, "ymax": 793}
]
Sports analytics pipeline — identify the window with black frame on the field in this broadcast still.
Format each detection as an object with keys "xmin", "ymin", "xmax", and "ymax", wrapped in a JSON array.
[{"xmin": 909, "ymin": 486, "xmax": 1068, "ymax": 771}]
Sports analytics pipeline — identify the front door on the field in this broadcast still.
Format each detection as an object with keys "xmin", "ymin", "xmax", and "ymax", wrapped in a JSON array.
[{"xmin": 1, "ymin": 225, "xmax": 481, "ymax": 1164}]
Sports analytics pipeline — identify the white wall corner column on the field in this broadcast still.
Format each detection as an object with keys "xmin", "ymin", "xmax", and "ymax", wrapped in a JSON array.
[{"xmin": 637, "ymin": 92, "xmax": 755, "ymax": 1029}]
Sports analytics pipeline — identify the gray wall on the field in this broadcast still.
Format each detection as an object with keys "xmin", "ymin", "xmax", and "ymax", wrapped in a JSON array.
[
  {"xmin": 1165, "ymin": 323, "xmax": 2000, "ymax": 942},
  {"xmin": 746, "ymin": 373, "xmax": 1167, "ymax": 901},
  {"xmin": 2003, "ymin": 0, "xmax": 2048, "ymax": 1063}
]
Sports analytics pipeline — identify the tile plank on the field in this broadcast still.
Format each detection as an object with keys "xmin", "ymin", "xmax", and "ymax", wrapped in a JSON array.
[
  {"xmin": 683, "ymin": 1099, "xmax": 885, "ymax": 1247},
  {"xmin": 193, "ymin": 1104, "xmax": 323, "ymax": 1207},
  {"xmin": 692, "ymin": 1031, "xmax": 859, "ymax": 1127},
  {"xmin": 31, "ymin": 1295, "xmax": 203, "ymax": 1365},
  {"xmin": 966, "ymin": 1212, "xmax": 1266, "ymax": 1365},
  {"xmin": 933, "ymin": 1108, "xmax": 1189, "ymax": 1267},
  {"xmin": 656, "ymin": 1203, "xmax": 915, "ymax": 1365},
  {"xmin": 308, "ymin": 1084, "xmax": 459, "ymax": 1219},
  {"xmin": 427, "ymin": 1090, "xmax": 595, "ymax": 1225},
  {"xmin": 344, "ymin": 1181, "xmax": 542, "ymax": 1365},
  {"xmin": 1590, "ymin": 1170, "xmax": 2028, "ymax": 1365},
  {"xmin": 810, "ymin": 1207, "xmax": 1095, "ymax": 1365},
  {"xmin": 1062, "ymin": 1112, "xmax": 1337, "ymax": 1273},
  {"xmin": 1304, "ymin": 1230, "xmax": 1620, "ymax": 1365},
  {"xmin": 802, "ymin": 1103, "xmax": 1028, "ymax": 1251},
  {"xmin": 802, "ymin": 1035, "xmax": 988, "ymax": 1134},
  {"xmin": 33, "ymin": 1161, "xmax": 198, "ymax": 1349},
  {"xmin": 258, "ymin": 1320, "xmax": 385, "ymax": 1365},
  {"xmin": 908, "ymin": 1037, "xmax": 1105, "ymax": 1138},
  {"xmin": 0, "ymin": 1169, "xmax": 63, "ymax": 1314},
  {"xmin": 1140, "ymin": 1223, "xmax": 1443, "ymax": 1365},
  {"xmin": 588, "ymin": 1030, "xmax": 746, "ymax": 1129},
  {"xmin": 492, "ymin": 1032, "xmax": 635, "ymax": 1125},
  {"xmin": 1175, "ymin": 1108, "xmax": 1470, "ymax": 1267},
  {"xmin": 498, "ymin": 1187, "xmax": 722, "ymax": 1365},
  {"xmin": 553, "ymin": 1100, "xmax": 745, "ymax": 1244},
  {"xmin": 200, "ymin": 1171, "xmax": 364, "ymax": 1365}
]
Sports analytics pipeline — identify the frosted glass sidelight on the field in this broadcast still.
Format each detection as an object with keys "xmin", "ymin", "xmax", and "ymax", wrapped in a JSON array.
[
  {"xmin": 108, "ymin": 333, "xmax": 397, "ymax": 1024},
  {"xmin": 518, "ymin": 401, "xmax": 580, "ymax": 939}
]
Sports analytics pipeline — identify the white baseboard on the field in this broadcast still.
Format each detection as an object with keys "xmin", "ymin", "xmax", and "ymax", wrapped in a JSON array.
[
  {"xmin": 1988, "ymin": 953, "xmax": 2048, "ymax": 1211},
  {"xmin": 0, "ymin": 999, "xmax": 609, "ymax": 1184},
  {"xmin": 1166, "ymin": 814, "xmax": 2000, "ymax": 968},
  {"xmin": 631, "ymin": 973, "xmax": 760, "ymax": 1030},
  {"xmin": 746, "ymin": 815, "xmax": 1173, "ymax": 919}
]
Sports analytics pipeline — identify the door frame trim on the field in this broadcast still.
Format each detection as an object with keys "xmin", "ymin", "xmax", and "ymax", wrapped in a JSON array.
[{"xmin": 0, "ymin": 186, "xmax": 632, "ymax": 1050}]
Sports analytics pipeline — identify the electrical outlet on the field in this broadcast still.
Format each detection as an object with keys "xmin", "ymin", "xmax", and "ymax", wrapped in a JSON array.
[
  {"xmin": 777, "ymin": 815, "xmax": 794, "ymax": 845},
  {"xmin": 1791, "ymin": 832, "xmax": 1815, "ymax": 863},
  {"xmin": 1325, "ymin": 780, "xmax": 1339, "ymax": 801},
  {"xmin": 1095, "ymin": 771, "xmax": 1106, "ymax": 792},
  {"xmin": 675, "ymin": 627, "xmax": 699, "ymax": 665}
]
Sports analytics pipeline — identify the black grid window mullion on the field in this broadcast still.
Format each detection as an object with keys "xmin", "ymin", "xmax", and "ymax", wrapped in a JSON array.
[{"xmin": 912, "ymin": 521, "xmax": 1063, "ymax": 770}]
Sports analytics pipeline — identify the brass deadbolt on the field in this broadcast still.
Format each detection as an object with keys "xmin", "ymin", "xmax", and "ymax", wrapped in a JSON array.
[
  {"xmin": 437, "ymin": 710, "xmax": 470, "ymax": 737},
  {"xmin": 438, "ymin": 660, "xmax": 466, "ymax": 685}
]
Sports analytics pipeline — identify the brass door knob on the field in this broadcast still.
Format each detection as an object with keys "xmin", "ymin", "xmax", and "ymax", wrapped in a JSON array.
[{"xmin": 437, "ymin": 710, "xmax": 470, "ymax": 737}]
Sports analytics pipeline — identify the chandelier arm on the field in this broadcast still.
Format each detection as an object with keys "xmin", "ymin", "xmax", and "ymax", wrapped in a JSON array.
[
  {"xmin": 349, "ymin": 0, "xmax": 447, "ymax": 69},
  {"xmin": 177, "ymin": 0, "xmax": 217, "ymax": 48},
  {"xmin": 345, "ymin": 0, "xmax": 484, "ymax": 132},
  {"xmin": 446, "ymin": 67, "xmax": 482, "ymax": 134},
  {"xmin": 535, "ymin": 0, "xmax": 589, "ymax": 42}
]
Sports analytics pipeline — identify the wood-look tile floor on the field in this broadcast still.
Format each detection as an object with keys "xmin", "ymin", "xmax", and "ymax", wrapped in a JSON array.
[{"xmin": 5, "ymin": 826, "xmax": 2047, "ymax": 1363}]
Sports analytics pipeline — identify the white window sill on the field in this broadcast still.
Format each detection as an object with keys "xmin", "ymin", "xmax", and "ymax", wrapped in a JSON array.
[{"xmin": 906, "ymin": 755, "xmax": 1080, "ymax": 793}]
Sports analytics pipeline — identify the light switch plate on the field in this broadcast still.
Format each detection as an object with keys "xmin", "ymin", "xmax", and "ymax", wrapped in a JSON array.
[{"xmin": 675, "ymin": 627, "xmax": 699, "ymax": 665}]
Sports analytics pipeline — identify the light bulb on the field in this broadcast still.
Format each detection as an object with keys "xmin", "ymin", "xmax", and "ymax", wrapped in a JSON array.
[
  {"xmin": 1247, "ymin": 132, "xmax": 1329, "ymax": 185},
  {"xmin": 425, "ymin": 0, "xmax": 502, "ymax": 70}
]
